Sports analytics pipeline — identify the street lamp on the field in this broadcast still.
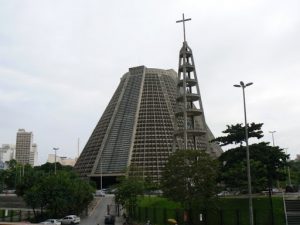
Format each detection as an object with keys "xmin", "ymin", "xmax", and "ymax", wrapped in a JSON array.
[
  {"xmin": 100, "ymin": 159, "xmax": 103, "ymax": 190},
  {"xmin": 284, "ymin": 148, "xmax": 292, "ymax": 186},
  {"xmin": 234, "ymin": 81, "xmax": 254, "ymax": 225},
  {"xmin": 269, "ymin": 131, "xmax": 276, "ymax": 146},
  {"xmin": 269, "ymin": 131, "xmax": 278, "ymax": 188},
  {"xmin": 53, "ymin": 147, "xmax": 59, "ymax": 175}
]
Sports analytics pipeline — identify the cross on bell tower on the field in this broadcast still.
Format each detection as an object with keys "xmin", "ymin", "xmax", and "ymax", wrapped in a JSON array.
[
  {"xmin": 174, "ymin": 14, "xmax": 211, "ymax": 153},
  {"xmin": 176, "ymin": 13, "xmax": 191, "ymax": 42}
]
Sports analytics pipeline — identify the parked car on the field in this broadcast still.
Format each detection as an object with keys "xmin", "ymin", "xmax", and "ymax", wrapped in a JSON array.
[
  {"xmin": 147, "ymin": 190, "xmax": 163, "ymax": 196},
  {"xmin": 262, "ymin": 188, "xmax": 282, "ymax": 195},
  {"xmin": 107, "ymin": 188, "xmax": 117, "ymax": 194},
  {"xmin": 60, "ymin": 215, "xmax": 80, "ymax": 224},
  {"xmin": 104, "ymin": 215, "xmax": 115, "ymax": 225},
  {"xmin": 101, "ymin": 188, "xmax": 108, "ymax": 193},
  {"xmin": 217, "ymin": 191, "xmax": 230, "ymax": 197},
  {"xmin": 40, "ymin": 219, "xmax": 61, "ymax": 225},
  {"xmin": 95, "ymin": 190, "xmax": 105, "ymax": 197},
  {"xmin": 2, "ymin": 189, "xmax": 16, "ymax": 195}
]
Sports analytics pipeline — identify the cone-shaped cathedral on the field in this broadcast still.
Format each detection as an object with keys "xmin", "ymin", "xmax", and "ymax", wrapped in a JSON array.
[
  {"xmin": 74, "ymin": 65, "xmax": 222, "ymax": 186},
  {"xmin": 75, "ymin": 14, "xmax": 222, "ymax": 186}
]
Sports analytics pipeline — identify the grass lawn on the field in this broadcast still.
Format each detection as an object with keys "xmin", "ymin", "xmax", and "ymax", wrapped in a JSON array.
[{"xmin": 134, "ymin": 196, "xmax": 285, "ymax": 225}]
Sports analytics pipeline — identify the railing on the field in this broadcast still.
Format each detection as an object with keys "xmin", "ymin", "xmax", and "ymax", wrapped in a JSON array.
[
  {"xmin": 0, "ymin": 209, "xmax": 35, "ymax": 223},
  {"xmin": 128, "ymin": 205, "xmax": 286, "ymax": 225}
]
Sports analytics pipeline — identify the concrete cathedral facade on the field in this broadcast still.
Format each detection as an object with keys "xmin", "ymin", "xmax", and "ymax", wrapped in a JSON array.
[{"xmin": 74, "ymin": 66, "xmax": 222, "ymax": 186}]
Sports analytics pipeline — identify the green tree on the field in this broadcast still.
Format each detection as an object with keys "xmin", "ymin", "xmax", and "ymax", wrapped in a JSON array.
[
  {"xmin": 114, "ymin": 176, "xmax": 145, "ymax": 209},
  {"xmin": 0, "ymin": 170, "xmax": 6, "ymax": 192},
  {"xmin": 212, "ymin": 123, "xmax": 263, "ymax": 146},
  {"xmin": 220, "ymin": 156, "xmax": 267, "ymax": 193},
  {"xmin": 15, "ymin": 164, "xmax": 38, "ymax": 196},
  {"xmin": 8, "ymin": 159, "xmax": 18, "ymax": 169},
  {"xmin": 13, "ymin": 162, "xmax": 76, "ymax": 197},
  {"xmin": 68, "ymin": 178, "xmax": 95, "ymax": 214},
  {"xmin": 2, "ymin": 160, "xmax": 24, "ymax": 189},
  {"xmin": 34, "ymin": 162, "xmax": 73, "ymax": 174},
  {"xmin": 219, "ymin": 143, "xmax": 287, "ymax": 192},
  {"xmin": 161, "ymin": 150, "xmax": 218, "ymax": 214},
  {"xmin": 144, "ymin": 177, "xmax": 160, "ymax": 195},
  {"xmin": 288, "ymin": 159, "xmax": 300, "ymax": 189},
  {"xmin": 215, "ymin": 123, "xmax": 288, "ymax": 225},
  {"xmin": 23, "ymin": 184, "xmax": 45, "ymax": 217},
  {"xmin": 22, "ymin": 169, "xmax": 94, "ymax": 219}
]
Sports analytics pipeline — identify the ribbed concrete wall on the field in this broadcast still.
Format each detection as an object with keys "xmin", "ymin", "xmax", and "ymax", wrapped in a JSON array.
[
  {"xmin": 74, "ymin": 66, "xmax": 222, "ymax": 182},
  {"xmin": 74, "ymin": 78, "xmax": 126, "ymax": 177}
]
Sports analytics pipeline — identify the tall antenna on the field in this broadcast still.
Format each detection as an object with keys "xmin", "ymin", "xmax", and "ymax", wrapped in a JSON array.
[{"xmin": 77, "ymin": 138, "xmax": 80, "ymax": 157}]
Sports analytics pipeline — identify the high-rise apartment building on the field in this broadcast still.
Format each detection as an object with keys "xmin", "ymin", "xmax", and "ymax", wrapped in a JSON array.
[{"xmin": 15, "ymin": 129, "xmax": 37, "ymax": 166}]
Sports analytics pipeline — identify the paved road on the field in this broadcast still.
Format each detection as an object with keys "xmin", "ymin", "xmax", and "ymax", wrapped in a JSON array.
[{"xmin": 81, "ymin": 195, "xmax": 123, "ymax": 225}]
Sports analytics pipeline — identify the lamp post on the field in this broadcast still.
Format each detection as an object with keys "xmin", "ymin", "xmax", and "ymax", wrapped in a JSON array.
[
  {"xmin": 100, "ymin": 159, "xmax": 103, "ymax": 190},
  {"xmin": 234, "ymin": 81, "xmax": 254, "ymax": 225},
  {"xmin": 53, "ymin": 147, "xmax": 59, "ymax": 175},
  {"xmin": 287, "ymin": 163, "xmax": 292, "ymax": 186},
  {"xmin": 284, "ymin": 148, "xmax": 292, "ymax": 186},
  {"xmin": 269, "ymin": 131, "xmax": 276, "ymax": 146}
]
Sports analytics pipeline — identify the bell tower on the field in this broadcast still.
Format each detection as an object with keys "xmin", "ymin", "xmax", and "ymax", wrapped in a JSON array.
[{"xmin": 174, "ymin": 14, "xmax": 209, "ymax": 151}]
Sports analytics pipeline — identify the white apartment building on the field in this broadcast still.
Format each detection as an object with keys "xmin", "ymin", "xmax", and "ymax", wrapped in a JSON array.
[
  {"xmin": 30, "ymin": 143, "xmax": 38, "ymax": 166},
  {"xmin": 47, "ymin": 154, "xmax": 77, "ymax": 166},
  {"xmin": 0, "ymin": 144, "xmax": 15, "ymax": 163}
]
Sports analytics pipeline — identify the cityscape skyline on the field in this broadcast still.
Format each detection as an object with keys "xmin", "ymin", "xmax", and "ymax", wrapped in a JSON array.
[{"xmin": 0, "ymin": 0, "xmax": 299, "ymax": 164}]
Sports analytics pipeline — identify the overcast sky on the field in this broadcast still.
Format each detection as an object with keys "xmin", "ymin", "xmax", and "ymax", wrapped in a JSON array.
[{"xmin": 1, "ymin": 0, "xmax": 299, "ymax": 164}]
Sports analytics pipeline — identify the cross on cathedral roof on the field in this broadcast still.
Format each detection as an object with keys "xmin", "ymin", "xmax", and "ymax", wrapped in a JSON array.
[{"xmin": 176, "ymin": 13, "xmax": 191, "ymax": 42}]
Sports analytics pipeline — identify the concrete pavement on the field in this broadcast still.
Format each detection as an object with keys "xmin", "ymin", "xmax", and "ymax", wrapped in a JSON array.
[
  {"xmin": 81, "ymin": 195, "xmax": 124, "ymax": 225},
  {"xmin": 0, "ymin": 195, "xmax": 124, "ymax": 225}
]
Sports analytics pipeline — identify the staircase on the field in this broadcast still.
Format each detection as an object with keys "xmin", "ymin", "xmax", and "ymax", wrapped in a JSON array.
[
  {"xmin": 0, "ymin": 195, "xmax": 28, "ymax": 209},
  {"xmin": 285, "ymin": 200, "xmax": 300, "ymax": 225}
]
